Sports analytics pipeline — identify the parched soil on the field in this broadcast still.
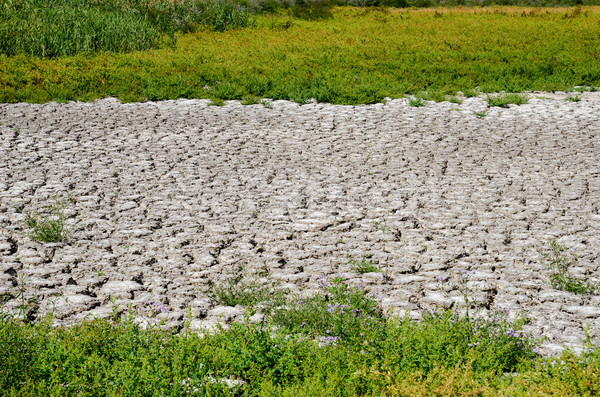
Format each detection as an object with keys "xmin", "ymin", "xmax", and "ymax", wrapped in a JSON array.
[{"xmin": 1, "ymin": 92, "xmax": 600, "ymax": 354}]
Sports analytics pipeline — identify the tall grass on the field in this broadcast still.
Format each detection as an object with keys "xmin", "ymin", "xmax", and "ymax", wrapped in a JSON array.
[{"xmin": 0, "ymin": 0, "xmax": 253, "ymax": 58}]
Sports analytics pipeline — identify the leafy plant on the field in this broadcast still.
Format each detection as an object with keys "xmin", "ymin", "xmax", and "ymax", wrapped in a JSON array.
[
  {"xmin": 462, "ymin": 88, "xmax": 479, "ymax": 98},
  {"xmin": 3, "ymin": 7, "xmax": 600, "ymax": 103},
  {"xmin": 260, "ymin": 99, "xmax": 273, "ymax": 109},
  {"xmin": 474, "ymin": 110, "xmax": 487, "ymax": 117},
  {"xmin": 208, "ymin": 97, "xmax": 225, "ymax": 106},
  {"xmin": 23, "ymin": 198, "xmax": 72, "ymax": 243},
  {"xmin": 1, "ymin": 272, "xmax": 590, "ymax": 396},
  {"xmin": 270, "ymin": 275, "xmax": 386, "ymax": 343},
  {"xmin": 0, "ymin": 0, "xmax": 253, "ymax": 58},
  {"xmin": 448, "ymin": 95, "xmax": 463, "ymax": 104},
  {"xmin": 0, "ymin": 275, "xmax": 39, "ymax": 323},
  {"xmin": 348, "ymin": 254, "xmax": 382, "ymax": 274},
  {"xmin": 202, "ymin": 267, "xmax": 285, "ymax": 311},
  {"xmin": 408, "ymin": 96, "xmax": 426, "ymax": 107},
  {"xmin": 485, "ymin": 93, "xmax": 529, "ymax": 107},
  {"xmin": 540, "ymin": 241, "xmax": 598, "ymax": 294},
  {"xmin": 241, "ymin": 95, "xmax": 261, "ymax": 105},
  {"xmin": 565, "ymin": 94, "xmax": 582, "ymax": 102}
]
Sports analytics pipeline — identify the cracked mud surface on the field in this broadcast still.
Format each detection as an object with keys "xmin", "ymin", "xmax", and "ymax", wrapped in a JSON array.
[{"xmin": 1, "ymin": 93, "xmax": 600, "ymax": 354}]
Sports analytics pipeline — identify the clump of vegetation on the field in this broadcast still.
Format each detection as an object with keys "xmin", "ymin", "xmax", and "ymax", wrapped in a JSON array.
[
  {"xmin": 0, "ymin": 0, "xmax": 253, "ymax": 58},
  {"xmin": 270, "ymin": 275, "xmax": 387, "ymax": 343},
  {"xmin": 541, "ymin": 241, "xmax": 599, "ymax": 294},
  {"xmin": 348, "ymin": 254, "xmax": 382, "ymax": 274},
  {"xmin": 22, "ymin": 198, "xmax": 73, "ymax": 243},
  {"xmin": 202, "ymin": 266, "xmax": 286, "ymax": 311},
  {"xmin": 486, "ymin": 93, "xmax": 529, "ymax": 107},
  {"xmin": 408, "ymin": 95, "xmax": 426, "ymax": 107},
  {"xmin": 241, "ymin": 95, "xmax": 261, "ymax": 105},
  {"xmin": 565, "ymin": 94, "xmax": 582, "ymax": 102}
]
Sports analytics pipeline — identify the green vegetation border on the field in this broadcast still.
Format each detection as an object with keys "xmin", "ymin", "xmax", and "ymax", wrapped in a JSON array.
[{"xmin": 2, "ymin": 6, "xmax": 600, "ymax": 104}]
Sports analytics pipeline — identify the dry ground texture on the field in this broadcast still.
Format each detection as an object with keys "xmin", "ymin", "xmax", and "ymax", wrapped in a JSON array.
[{"xmin": 1, "ymin": 92, "xmax": 600, "ymax": 355}]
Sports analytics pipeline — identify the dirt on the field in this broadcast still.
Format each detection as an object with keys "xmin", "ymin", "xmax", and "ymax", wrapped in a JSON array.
[{"xmin": 1, "ymin": 92, "xmax": 599, "ymax": 354}]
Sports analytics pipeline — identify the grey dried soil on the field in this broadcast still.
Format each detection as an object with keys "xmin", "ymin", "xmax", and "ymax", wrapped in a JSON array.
[{"xmin": 1, "ymin": 93, "xmax": 600, "ymax": 354}]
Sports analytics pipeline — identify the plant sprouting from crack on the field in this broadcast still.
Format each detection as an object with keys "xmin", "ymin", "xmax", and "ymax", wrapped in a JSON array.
[
  {"xmin": 348, "ymin": 254, "xmax": 382, "ymax": 274},
  {"xmin": 23, "ymin": 198, "xmax": 74, "ymax": 243},
  {"xmin": 202, "ymin": 266, "xmax": 286, "ymax": 313},
  {"xmin": 0, "ymin": 274, "xmax": 39, "ymax": 323},
  {"xmin": 540, "ymin": 241, "xmax": 598, "ymax": 294}
]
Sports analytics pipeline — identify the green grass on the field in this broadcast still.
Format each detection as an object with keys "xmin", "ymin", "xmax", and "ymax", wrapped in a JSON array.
[
  {"xmin": 485, "ymin": 92, "xmax": 530, "ymax": 107},
  {"xmin": 2, "ymin": 6, "xmax": 600, "ymax": 104},
  {"xmin": 408, "ymin": 95, "xmax": 426, "ymax": 107},
  {"xmin": 2, "ymin": 274, "xmax": 600, "ymax": 396}
]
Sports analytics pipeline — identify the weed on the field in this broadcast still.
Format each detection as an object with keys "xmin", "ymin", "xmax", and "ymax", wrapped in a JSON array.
[
  {"xmin": 241, "ymin": 95, "xmax": 261, "ymax": 105},
  {"xmin": 448, "ymin": 95, "xmax": 463, "ymax": 104},
  {"xmin": 0, "ymin": 0, "xmax": 253, "ymax": 58},
  {"xmin": 474, "ymin": 110, "xmax": 487, "ymax": 117},
  {"xmin": 270, "ymin": 274, "xmax": 386, "ymax": 343},
  {"xmin": 565, "ymin": 94, "xmax": 582, "ymax": 102},
  {"xmin": 462, "ymin": 88, "xmax": 479, "ymax": 98},
  {"xmin": 202, "ymin": 266, "xmax": 285, "ymax": 311},
  {"xmin": 348, "ymin": 254, "xmax": 382, "ymax": 274},
  {"xmin": 374, "ymin": 218, "xmax": 388, "ymax": 232},
  {"xmin": 208, "ymin": 97, "xmax": 225, "ymax": 106},
  {"xmin": 2, "ymin": 8, "xmax": 600, "ymax": 103},
  {"xmin": 486, "ymin": 93, "xmax": 529, "ymax": 107},
  {"xmin": 0, "ymin": 273, "xmax": 590, "ymax": 395},
  {"xmin": 260, "ymin": 99, "xmax": 273, "ymax": 109},
  {"xmin": 408, "ymin": 96, "xmax": 426, "ymax": 107},
  {"xmin": 540, "ymin": 241, "xmax": 598, "ymax": 294},
  {"xmin": 0, "ymin": 275, "xmax": 39, "ymax": 323},
  {"xmin": 23, "ymin": 198, "xmax": 72, "ymax": 243}
]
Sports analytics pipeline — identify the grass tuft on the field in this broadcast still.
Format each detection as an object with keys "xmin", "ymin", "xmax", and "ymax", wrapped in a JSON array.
[
  {"xmin": 485, "ymin": 93, "xmax": 529, "ymax": 107},
  {"xmin": 348, "ymin": 254, "xmax": 382, "ymax": 274},
  {"xmin": 22, "ymin": 199, "xmax": 72, "ymax": 243}
]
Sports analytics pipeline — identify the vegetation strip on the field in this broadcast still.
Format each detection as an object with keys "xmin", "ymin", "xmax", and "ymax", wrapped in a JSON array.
[
  {"xmin": 2, "ymin": 275, "xmax": 599, "ymax": 395},
  {"xmin": 1, "ymin": 5, "xmax": 600, "ymax": 104}
]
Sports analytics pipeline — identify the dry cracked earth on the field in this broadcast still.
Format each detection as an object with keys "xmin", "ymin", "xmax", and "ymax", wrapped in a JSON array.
[{"xmin": 1, "ymin": 92, "xmax": 600, "ymax": 355}]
